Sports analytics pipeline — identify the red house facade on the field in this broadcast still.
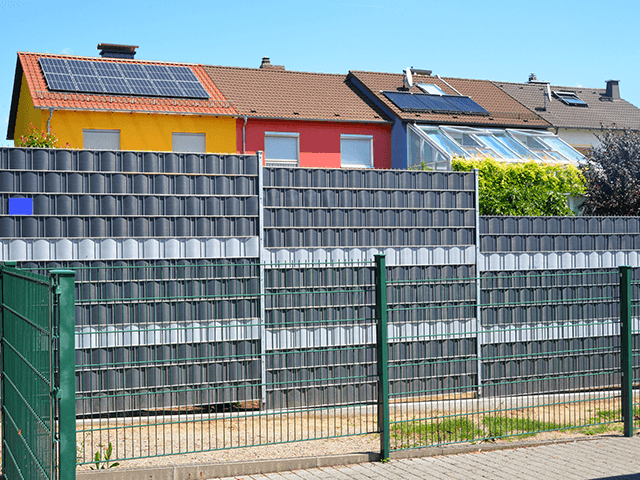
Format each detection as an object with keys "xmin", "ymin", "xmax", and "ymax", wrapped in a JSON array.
[{"xmin": 204, "ymin": 59, "xmax": 392, "ymax": 169}]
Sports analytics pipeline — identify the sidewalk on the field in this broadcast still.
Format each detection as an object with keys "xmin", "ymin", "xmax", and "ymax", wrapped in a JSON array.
[{"xmin": 213, "ymin": 436, "xmax": 640, "ymax": 480}]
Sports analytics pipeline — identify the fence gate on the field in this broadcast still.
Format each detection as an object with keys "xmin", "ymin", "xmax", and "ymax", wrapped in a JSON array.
[{"xmin": 1, "ymin": 265, "xmax": 75, "ymax": 480}]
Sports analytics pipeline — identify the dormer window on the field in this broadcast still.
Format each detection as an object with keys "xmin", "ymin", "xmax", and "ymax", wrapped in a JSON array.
[
  {"xmin": 416, "ymin": 83, "xmax": 446, "ymax": 95},
  {"xmin": 553, "ymin": 91, "xmax": 588, "ymax": 107}
]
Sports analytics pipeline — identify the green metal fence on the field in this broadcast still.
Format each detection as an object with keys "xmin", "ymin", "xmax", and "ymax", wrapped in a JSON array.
[
  {"xmin": 627, "ymin": 266, "xmax": 640, "ymax": 437},
  {"xmin": 386, "ymin": 268, "xmax": 628, "ymax": 452},
  {"xmin": 67, "ymin": 259, "xmax": 379, "ymax": 466},
  {"xmin": 14, "ymin": 259, "xmax": 640, "ymax": 470},
  {"xmin": 0, "ymin": 264, "xmax": 76, "ymax": 480}
]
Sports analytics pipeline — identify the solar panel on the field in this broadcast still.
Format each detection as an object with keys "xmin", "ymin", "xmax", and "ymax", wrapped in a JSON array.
[
  {"xmin": 67, "ymin": 60, "xmax": 96, "ymax": 76},
  {"xmin": 38, "ymin": 57, "xmax": 210, "ymax": 99},
  {"xmin": 100, "ymin": 76, "xmax": 132, "ymax": 95},
  {"xmin": 167, "ymin": 65, "xmax": 199, "ymax": 82},
  {"xmin": 119, "ymin": 63, "xmax": 149, "ymax": 79},
  {"xmin": 179, "ymin": 81, "xmax": 209, "ymax": 99},
  {"xmin": 419, "ymin": 95, "xmax": 461, "ymax": 112},
  {"xmin": 445, "ymin": 96, "xmax": 489, "ymax": 115},
  {"xmin": 145, "ymin": 64, "xmax": 173, "ymax": 80},
  {"xmin": 39, "ymin": 58, "xmax": 69, "ymax": 74},
  {"xmin": 74, "ymin": 75, "xmax": 105, "ymax": 93},
  {"xmin": 383, "ymin": 92, "xmax": 429, "ymax": 111},
  {"xmin": 128, "ymin": 78, "xmax": 158, "ymax": 96},
  {"xmin": 383, "ymin": 91, "xmax": 489, "ymax": 115},
  {"xmin": 43, "ymin": 73, "xmax": 76, "ymax": 91},
  {"xmin": 93, "ymin": 62, "xmax": 122, "ymax": 77},
  {"xmin": 154, "ymin": 79, "xmax": 184, "ymax": 97}
]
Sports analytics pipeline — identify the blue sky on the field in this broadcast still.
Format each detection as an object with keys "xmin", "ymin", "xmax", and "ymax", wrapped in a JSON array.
[{"xmin": 2, "ymin": 0, "xmax": 639, "ymax": 146}]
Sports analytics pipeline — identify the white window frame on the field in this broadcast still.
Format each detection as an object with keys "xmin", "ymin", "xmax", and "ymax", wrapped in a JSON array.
[
  {"xmin": 265, "ymin": 132, "xmax": 299, "ymax": 167},
  {"xmin": 340, "ymin": 134, "xmax": 374, "ymax": 168},
  {"xmin": 83, "ymin": 129, "xmax": 120, "ymax": 150},
  {"xmin": 172, "ymin": 132, "xmax": 206, "ymax": 153}
]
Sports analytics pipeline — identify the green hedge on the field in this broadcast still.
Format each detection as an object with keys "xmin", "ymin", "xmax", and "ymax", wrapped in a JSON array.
[{"xmin": 452, "ymin": 158, "xmax": 586, "ymax": 216}]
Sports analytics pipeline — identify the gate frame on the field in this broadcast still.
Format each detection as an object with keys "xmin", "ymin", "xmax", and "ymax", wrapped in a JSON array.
[{"xmin": 0, "ymin": 265, "xmax": 76, "ymax": 480}]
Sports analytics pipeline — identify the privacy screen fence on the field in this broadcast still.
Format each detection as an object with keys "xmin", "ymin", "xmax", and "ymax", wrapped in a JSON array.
[{"xmin": 12, "ymin": 259, "xmax": 640, "ymax": 467}]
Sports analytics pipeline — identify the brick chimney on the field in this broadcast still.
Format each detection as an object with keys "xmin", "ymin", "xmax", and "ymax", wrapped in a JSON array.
[
  {"xmin": 259, "ymin": 57, "xmax": 285, "ymax": 70},
  {"xmin": 98, "ymin": 44, "xmax": 138, "ymax": 59},
  {"xmin": 604, "ymin": 80, "xmax": 620, "ymax": 100}
]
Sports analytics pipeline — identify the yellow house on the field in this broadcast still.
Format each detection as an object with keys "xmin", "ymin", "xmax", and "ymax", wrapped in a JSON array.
[{"xmin": 7, "ymin": 45, "xmax": 237, "ymax": 153}]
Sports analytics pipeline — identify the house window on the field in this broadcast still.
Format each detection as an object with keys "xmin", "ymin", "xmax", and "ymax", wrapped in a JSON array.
[
  {"xmin": 552, "ymin": 91, "xmax": 588, "ymax": 107},
  {"xmin": 265, "ymin": 132, "xmax": 299, "ymax": 167},
  {"xmin": 83, "ymin": 129, "xmax": 120, "ymax": 150},
  {"xmin": 172, "ymin": 132, "xmax": 206, "ymax": 153},
  {"xmin": 341, "ymin": 134, "xmax": 373, "ymax": 168},
  {"xmin": 416, "ymin": 83, "xmax": 446, "ymax": 95}
]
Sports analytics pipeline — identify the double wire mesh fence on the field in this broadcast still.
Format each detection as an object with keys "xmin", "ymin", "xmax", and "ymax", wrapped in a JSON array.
[
  {"xmin": 69, "ymin": 259, "xmax": 378, "ymax": 465},
  {"xmin": 12, "ymin": 259, "xmax": 640, "ymax": 468},
  {"xmin": 387, "ymin": 268, "xmax": 627, "ymax": 451}
]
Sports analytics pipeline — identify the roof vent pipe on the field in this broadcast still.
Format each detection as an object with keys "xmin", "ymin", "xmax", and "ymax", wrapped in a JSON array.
[{"xmin": 605, "ymin": 80, "xmax": 620, "ymax": 100}]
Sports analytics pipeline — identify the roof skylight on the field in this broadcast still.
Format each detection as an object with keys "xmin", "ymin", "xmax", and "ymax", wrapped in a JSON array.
[
  {"xmin": 553, "ymin": 91, "xmax": 588, "ymax": 107},
  {"xmin": 416, "ymin": 83, "xmax": 446, "ymax": 95},
  {"xmin": 408, "ymin": 125, "xmax": 585, "ymax": 170}
]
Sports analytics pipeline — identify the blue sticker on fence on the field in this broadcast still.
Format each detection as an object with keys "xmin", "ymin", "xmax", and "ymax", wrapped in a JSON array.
[{"xmin": 9, "ymin": 198, "xmax": 33, "ymax": 215}]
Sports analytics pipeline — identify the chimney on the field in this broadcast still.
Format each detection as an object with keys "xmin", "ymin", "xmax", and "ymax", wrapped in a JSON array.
[
  {"xmin": 528, "ymin": 73, "xmax": 537, "ymax": 82},
  {"xmin": 98, "ymin": 44, "xmax": 138, "ymax": 59},
  {"xmin": 605, "ymin": 80, "xmax": 620, "ymax": 100},
  {"xmin": 259, "ymin": 57, "xmax": 285, "ymax": 70}
]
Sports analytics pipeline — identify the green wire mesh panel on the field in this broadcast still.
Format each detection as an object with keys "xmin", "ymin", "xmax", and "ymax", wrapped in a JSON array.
[
  {"xmin": 630, "ymin": 268, "xmax": 640, "ymax": 430},
  {"xmin": 387, "ymin": 268, "xmax": 622, "ymax": 451},
  {"xmin": 1, "ymin": 266, "xmax": 55, "ymax": 480}
]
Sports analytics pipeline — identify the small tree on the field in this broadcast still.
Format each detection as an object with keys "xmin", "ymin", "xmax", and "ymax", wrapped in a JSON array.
[
  {"xmin": 17, "ymin": 123, "xmax": 60, "ymax": 148},
  {"xmin": 452, "ymin": 157, "xmax": 585, "ymax": 216},
  {"xmin": 580, "ymin": 130, "xmax": 640, "ymax": 216}
]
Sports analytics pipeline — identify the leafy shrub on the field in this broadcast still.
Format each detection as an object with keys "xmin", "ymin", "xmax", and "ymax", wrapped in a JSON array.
[
  {"xmin": 452, "ymin": 158, "xmax": 586, "ymax": 216},
  {"xmin": 17, "ymin": 123, "xmax": 60, "ymax": 148},
  {"xmin": 581, "ymin": 130, "xmax": 640, "ymax": 216}
]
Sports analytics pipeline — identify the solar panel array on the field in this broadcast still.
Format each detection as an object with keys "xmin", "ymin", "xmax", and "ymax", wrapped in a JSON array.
[
  {"xmin": 38, "ymin": 57, "xmax": 209, "ymax": 99},
  {"xmin": 383, "ymin": 91, "xmax": 489, "ymax": 115}
]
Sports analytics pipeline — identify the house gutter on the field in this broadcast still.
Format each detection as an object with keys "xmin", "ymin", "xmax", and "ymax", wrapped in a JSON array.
[
  {"xmin": 47, "ymin": 108, "xmax": 54, "ymax": 133},
  {"xmin": 242, "ymin": 116, "xmax": 248, "ymax": 154}
]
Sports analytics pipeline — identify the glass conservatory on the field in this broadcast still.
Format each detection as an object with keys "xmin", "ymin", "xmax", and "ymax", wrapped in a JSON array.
[{"xmin": 408, "ymin": 125, "xmax": 585, "ymax": 170}]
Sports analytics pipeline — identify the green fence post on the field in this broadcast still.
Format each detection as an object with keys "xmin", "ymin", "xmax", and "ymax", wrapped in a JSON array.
[
  {"xmin": 375, "ymin": 254, "xmax": 390, "ymax": 460},
  {"xmin": 619, "ymin": 265, "xmax": 633, "ymax": 437},
  {"xmin": 52, "ymin": 270, "xmax": 76, "ymax": 479},
  {"xmin": 0, "ymin": 261, "xmax": 15, "ymax": 475},
  {"xmin": 0, "ymin": 264, "xmax": 4, "ymax": 476}
]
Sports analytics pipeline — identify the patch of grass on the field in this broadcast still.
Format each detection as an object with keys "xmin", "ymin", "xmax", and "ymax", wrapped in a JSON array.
[
  {"xmin": 392, "ymin": 417, "xmax": 484, "ymax": 448},
  {"xmin": 483, "ymin": 416, "xmax": 563, "ymax": 440},
  {"xmin": 594, "ymin": 409, "xmax": 620, "ymax": 421},
  {"xmin": 573, "ymin": 423, "xmax": 624, "ymax": 436}
]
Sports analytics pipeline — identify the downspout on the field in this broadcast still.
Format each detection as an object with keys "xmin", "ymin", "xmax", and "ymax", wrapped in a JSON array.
[
  {"xmin": 242, "ymin": 116, "xmax": 248, "ymax": 154},
  {"xmin": 436, "ymin": 75, "xmax": 463, "ymax": 96},
  {"xmin": 46, "ymin": 108, "xmax": 54, "ymax": 133}
]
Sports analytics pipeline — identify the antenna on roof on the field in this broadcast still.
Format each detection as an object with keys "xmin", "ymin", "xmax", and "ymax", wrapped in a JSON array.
[{"xmin": 404, "ymin": 67, "xmax": 413, "ymax": 89}]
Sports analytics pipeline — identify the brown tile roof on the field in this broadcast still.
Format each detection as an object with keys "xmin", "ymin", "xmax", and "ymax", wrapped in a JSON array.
[
  {"xmin": 495, "ymin": 81, "xmax": 640, "ymax": 130},
  {"xmin": 349, "ymin": 71, "xmax": 550, "ymax": 128},
  {"xmin": 17, "ymin": 52, "xmax": 236, "ymax": 116},
  {"xmin": 203, "ymin": 65, "xmax": 390, "ymax": 123}
]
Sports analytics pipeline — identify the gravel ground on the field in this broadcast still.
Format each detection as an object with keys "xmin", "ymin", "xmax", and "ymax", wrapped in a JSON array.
[{"xmin": 74, "ymin": 395, "xmax": 628, "ymax": 471}]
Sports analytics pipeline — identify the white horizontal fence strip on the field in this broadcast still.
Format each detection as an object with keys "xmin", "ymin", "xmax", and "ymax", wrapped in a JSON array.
[
  {"xmin": 0, "ymin": 237, "xmax": 259, "ymax": 261},
  {"xmin": 480, "ymin": 250, "xmax": 640, "ymax": 271}
]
